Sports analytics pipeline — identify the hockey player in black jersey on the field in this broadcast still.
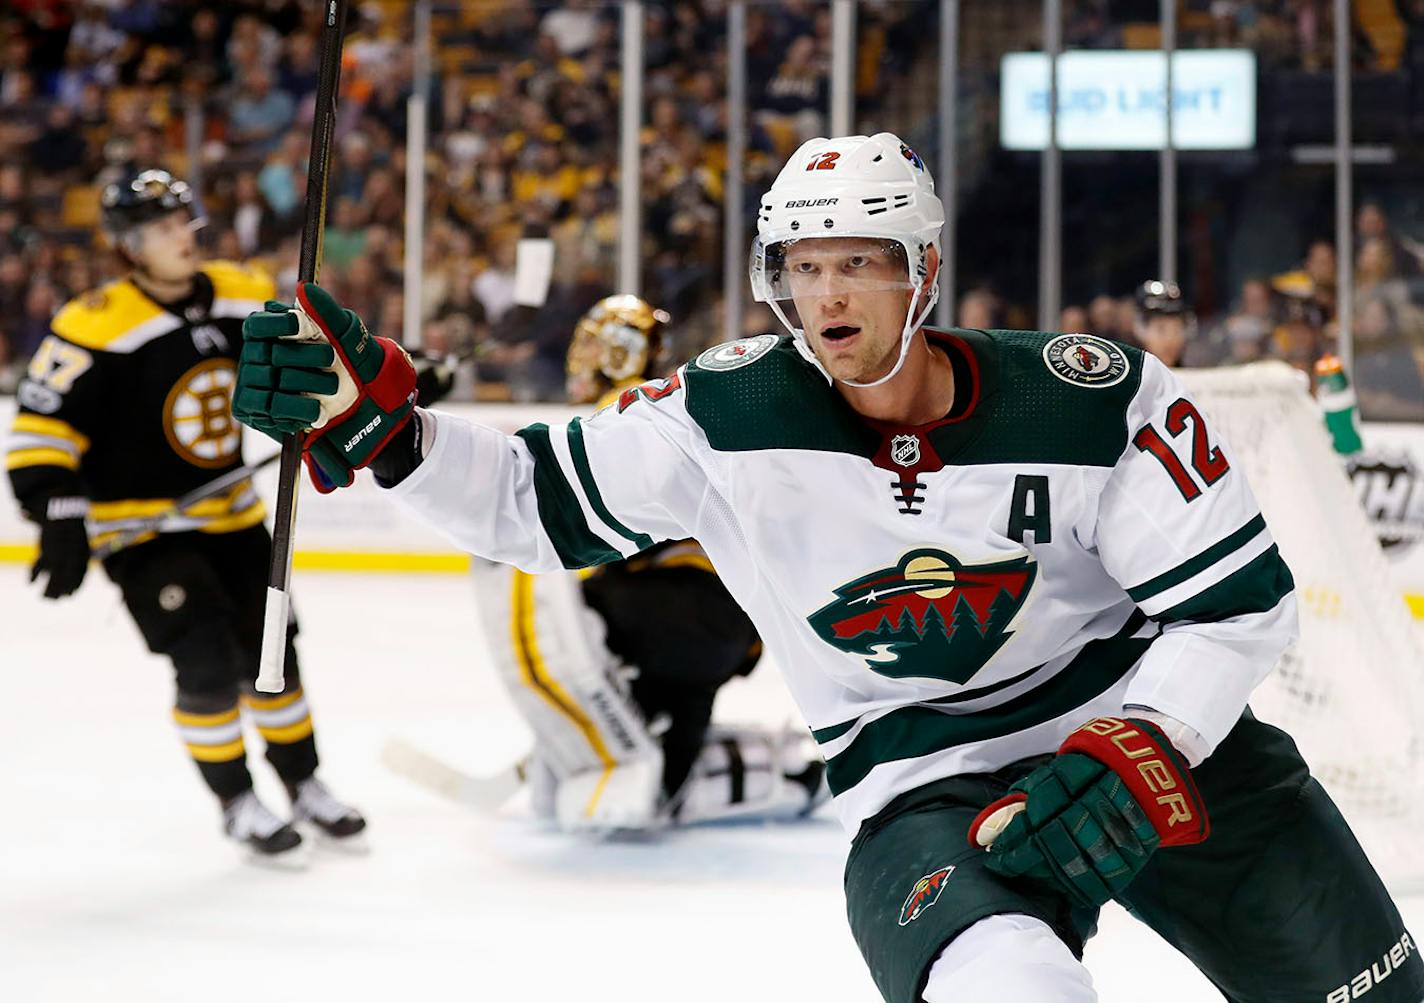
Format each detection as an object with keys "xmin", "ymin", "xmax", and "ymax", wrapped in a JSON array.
[
  {"xmin": 473, "ymin": 295, "xmax": 826, "ymax": 830},
  {"xmin": 5, "ymin": 170, "xmax": 364, "ymax": 861}
]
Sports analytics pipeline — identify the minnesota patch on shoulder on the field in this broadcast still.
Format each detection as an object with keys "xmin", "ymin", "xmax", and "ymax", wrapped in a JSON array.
[
  {"xmin": 694, "ymin": 334, "xmax": 780, "ymax": 372},
  {"xmin": 1042, "ymin": 333, "xmax": 1130, "ymax": 388}
]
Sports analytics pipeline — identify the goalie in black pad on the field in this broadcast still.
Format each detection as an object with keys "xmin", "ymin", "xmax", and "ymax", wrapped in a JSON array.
[{"xmin": 472, "ymin": 296, "xmax": 827, "ymax": 832}]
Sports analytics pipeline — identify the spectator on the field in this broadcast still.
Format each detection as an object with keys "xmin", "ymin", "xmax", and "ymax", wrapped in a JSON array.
[
  {"xmin": 957, "ymin": 288, "xmax": 1001, "ymax": 329},
  {"xmin": 759, "ymin": 35, "xmax": 828, "ymax": 147},
  {"xmin": 229, "ymin": 171, "xmax": 281, "ymax": 257},
  {"xmin": 1087, "ymin": 294, "xmax": 1120, "ymax": 337},
  {"xmin": 474, "ymin": 237, "xmax": 519, "ymax": 327},
  {"xmin": 256, "ymin": 130, "xmax": 307, "ymax": 220},
  {"xmin": 28, "ymin": 104, "xmax": 86, "ymax": 178},
  {"xmin": 1357, "ymin": 201, "xmax": 1421, "ymax": 278},
  {"xmin": 228, "ymin": 67, "xmax": 295, "ymax": 157},
  {"xmin": 1221, "ymin": 277, "xmax": 1275, "ymax": 363},
  {"xmin": 321, "ymin": 197, "xmax": 367, "ymax": 270},
  {"xmin": 1059, "ymin": 304, "xmax": 1088, "ymax": 332}
]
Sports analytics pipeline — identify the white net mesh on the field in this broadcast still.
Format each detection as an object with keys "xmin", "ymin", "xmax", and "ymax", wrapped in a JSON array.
[{"xmin": 1179, "ymin": 361, "xmax": 1424, "ymax": 890}]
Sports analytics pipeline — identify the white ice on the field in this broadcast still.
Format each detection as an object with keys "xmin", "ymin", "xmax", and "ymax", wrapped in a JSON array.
[{"xmin": 2, "ymin": 568, "xmax": 1418, "ymax": 1002}]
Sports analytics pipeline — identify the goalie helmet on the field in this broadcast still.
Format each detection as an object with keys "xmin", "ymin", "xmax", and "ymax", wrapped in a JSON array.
[
  {"xmin": 750, "ymin": 132, "xmax": 944, "ymax": 387},
  {"xmin": 566, "ymin": 294, "xmax": 671, "ymax": 405}
]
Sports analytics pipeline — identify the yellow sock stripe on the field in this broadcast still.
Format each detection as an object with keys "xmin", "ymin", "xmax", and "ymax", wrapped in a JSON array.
[
  {"xmin": 242, "ymin": 688, "xmax": 304, "ymax": 712},
  {"xmin": 187, "ymin": 736, "xmax": 246, "ymax": 762},
  {"xmin": 5, "ymin": 447, "xmax": 79, "ymax": 471},
  {"xmin": 256, "ymin": 717, "xmax": 314, "ymax": 744},
  {"xmin": 11, "ymin": 413, "xmax": 91, "ymax": 451},
  {"xmin": 511, "ymin": 569, "xmax": 617, "ymax": 818},
  {"xmin": 173, "ymin": 706, "xmax": 240, "ymax": 727}
]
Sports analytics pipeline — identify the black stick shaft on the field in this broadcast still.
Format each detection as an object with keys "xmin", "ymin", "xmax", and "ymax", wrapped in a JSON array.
[{"xmin": 257, "ymin": 0, "xmax": 349, "ymax": 692}]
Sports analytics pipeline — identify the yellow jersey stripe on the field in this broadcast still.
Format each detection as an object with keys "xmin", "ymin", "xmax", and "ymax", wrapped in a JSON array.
[
  {"xmin": 6, "ymin": 447, "xmax": 80, "ymax": 471},
  {"xmin": 511, "ymin": 569, "xmax": 618, "ymax": 818},
  {"xmin": 10, "ymin": 415, "xmax": 91, "ymax": 452}
]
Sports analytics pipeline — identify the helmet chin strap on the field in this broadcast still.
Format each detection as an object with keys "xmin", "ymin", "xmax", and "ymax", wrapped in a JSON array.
[{"xmin": 784, "ymin": 282, "xmax": 940, "ymax": 389}]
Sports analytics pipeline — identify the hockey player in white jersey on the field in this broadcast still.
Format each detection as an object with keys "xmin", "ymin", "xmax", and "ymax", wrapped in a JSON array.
[
  {"xmin": 232, "ymin": 133, "xmax": 1423, "ymax": 1002},
  {"xmin": 474, "ymin": 294, "xmax": 827, "ymax": 832}
]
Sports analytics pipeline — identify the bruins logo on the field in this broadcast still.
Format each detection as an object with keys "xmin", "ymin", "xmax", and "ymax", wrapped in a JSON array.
[{"xmin": 163, "ymin": 359, "xmax": 241, "ymax": 468}]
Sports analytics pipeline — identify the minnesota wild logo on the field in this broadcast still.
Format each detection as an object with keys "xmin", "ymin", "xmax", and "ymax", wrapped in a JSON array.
[{"xmin": 808, "ymin": 549, "xmax": 1035, "ymax": 683}]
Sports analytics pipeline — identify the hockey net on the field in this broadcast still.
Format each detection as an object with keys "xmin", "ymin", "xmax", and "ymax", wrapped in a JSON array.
[{"xmin": 1179, "ymin": 361, "xmax": 1424, "ymax": 890}]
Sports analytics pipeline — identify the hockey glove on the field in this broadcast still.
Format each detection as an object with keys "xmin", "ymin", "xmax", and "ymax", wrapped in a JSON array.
[
  {"xmin": 29, "ymin": 495, "xmax": 90, "ymax": 599},
  {"xmin": 968, "ymin": 717, "xmax": 1209, "ymax": 909},
  {"xmin": 233, "ymin": 283, "xmax": 417, "ymax": 492}
]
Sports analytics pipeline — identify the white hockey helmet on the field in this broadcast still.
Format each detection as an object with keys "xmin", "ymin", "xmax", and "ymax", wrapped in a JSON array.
[{"xmin": 750, "ymin": 132, "xmax": 944, "ymax": 387}]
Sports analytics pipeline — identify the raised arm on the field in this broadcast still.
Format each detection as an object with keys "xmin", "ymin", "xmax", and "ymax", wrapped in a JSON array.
[{"xmin": 232, "ymin": 284, "xmax": 709, "ymax": 574}]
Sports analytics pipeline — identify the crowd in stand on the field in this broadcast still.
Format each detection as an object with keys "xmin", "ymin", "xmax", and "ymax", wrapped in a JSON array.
[
  {"xmin": 0, "ymin": 0, "xmax": 929, "ymax": 400},
  {"xmin": 0, "ymin": 0, "xmax": 1421, "ymax": 413}
]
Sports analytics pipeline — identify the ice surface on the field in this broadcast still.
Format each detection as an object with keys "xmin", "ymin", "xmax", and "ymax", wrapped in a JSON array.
[{"xmin": 1, "ymin": 568, "xmax": 1417, "ymax": 1001}]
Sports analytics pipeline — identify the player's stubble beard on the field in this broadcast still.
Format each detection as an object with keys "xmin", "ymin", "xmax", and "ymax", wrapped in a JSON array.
[{"xmin": 810, "ymin": 288, "xmax": 914, "ymax": 385}]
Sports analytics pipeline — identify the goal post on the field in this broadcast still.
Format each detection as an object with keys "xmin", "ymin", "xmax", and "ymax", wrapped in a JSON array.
[{"xmin": 1180, "ymin": 360, "xmax": 1424, "ymax": 890}]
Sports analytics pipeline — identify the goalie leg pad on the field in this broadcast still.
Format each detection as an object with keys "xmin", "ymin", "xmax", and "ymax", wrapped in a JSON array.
[
  {"xmin": 670, "ymin": 725, "xmax": 828, "ymax": 825},
  {"xmin": 473, "ymin": 560, "xmax": 663, "ymax": 829}
]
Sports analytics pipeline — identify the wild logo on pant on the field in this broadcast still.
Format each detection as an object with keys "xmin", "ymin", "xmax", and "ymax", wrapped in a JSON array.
[{"xmin": 898, "ymin": 865, "xmax": 954, "ymax": 927}]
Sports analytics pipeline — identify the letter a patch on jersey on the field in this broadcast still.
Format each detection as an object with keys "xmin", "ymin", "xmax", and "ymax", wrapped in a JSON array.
[{"xmin": 808, "ymin": 549, "xmax": 1035, "ymax": 684}]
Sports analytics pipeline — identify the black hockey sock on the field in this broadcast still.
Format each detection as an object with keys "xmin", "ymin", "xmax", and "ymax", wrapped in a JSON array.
[
  {"xmin": 242, "ymin": 685, "xmax": 319, "ymax": 785},
  {"xmin": 174, "ymin": 688, "xmax": 253, "ymax": 802}
]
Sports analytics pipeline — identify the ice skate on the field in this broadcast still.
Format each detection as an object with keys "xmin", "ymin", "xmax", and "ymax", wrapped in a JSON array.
[
  {"xmin": 222, "ymin": 789, "xmax": 305, "ymax": 868},
  {"xmin": 288, "ymin": 776, "xmax": 368, "ymax": 851}
]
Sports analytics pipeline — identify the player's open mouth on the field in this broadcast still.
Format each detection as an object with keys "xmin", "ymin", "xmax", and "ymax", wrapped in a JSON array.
[{"xmin": 819, "ymin": 325, "xmax": 860, "ymax": 343}]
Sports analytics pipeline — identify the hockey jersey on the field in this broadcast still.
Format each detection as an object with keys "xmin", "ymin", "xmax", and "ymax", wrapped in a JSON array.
[
  {"xmin": 386, "ymin": 328, "xmax": 1299, "ymax": 834},
  {"xmin": 6, "ymin": 261, "xmax": 272, "ymax": 549}
]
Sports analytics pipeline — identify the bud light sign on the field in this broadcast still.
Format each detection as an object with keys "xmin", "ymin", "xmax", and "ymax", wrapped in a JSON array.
[{"xmin": 1000, "ymin": 49, "xmax": 1256, "ymax": 151}]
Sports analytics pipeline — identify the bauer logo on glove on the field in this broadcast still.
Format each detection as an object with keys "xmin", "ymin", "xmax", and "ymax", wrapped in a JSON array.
[
  {"xmin": 966, "ymin": 716, "xmax": 1209, "ymax": 909},
  {"xmin": 233, "ymin": 283, "xmax": 417, "ymax": 492}
]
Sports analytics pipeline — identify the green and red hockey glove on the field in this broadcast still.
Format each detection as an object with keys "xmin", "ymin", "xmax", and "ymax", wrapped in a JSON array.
[
  {"xmin": 234, "ymin": 283, "xmax": 417, "ymax": 492},
  {"xmin": 967, "ymin": 717, "xmax": 1210, "ymax": 909}
]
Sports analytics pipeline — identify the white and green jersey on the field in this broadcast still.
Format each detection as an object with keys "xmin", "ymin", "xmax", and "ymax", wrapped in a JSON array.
[{"xmin": 386, "ymin": 328, "xmax": 1298, "ymax": 834}]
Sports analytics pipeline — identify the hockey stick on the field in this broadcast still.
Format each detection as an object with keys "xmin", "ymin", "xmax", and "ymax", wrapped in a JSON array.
[
  {"xmin": 256, "ymin": 0, "xmax": 350, "ymax": 693},
  {"xmin": 380, "ymin": 738, "xmax": 527, "ymax": 813},
  {"xmin": 92, "ymin": 452, "xmax": 280, "ymax": 560}
]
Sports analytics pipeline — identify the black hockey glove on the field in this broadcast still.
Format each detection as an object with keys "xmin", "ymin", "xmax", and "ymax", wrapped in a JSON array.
[{"xmin": 29, "ymin": 496, "xmax": 91, "ymax": 599}]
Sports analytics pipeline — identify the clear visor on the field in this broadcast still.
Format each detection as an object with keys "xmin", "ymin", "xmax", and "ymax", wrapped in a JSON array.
[{"xmin": 750, "ymin": 236, "xmax": 916, "ymax": 333}]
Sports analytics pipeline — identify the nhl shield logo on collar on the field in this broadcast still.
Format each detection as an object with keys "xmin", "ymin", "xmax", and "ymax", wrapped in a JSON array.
[
  {"xmin": 1042, "ymin": 333, "xmax": 1130, "ymax": 388},
  {"xmin": 890, "ymin": 434, "xmax": 920, "ymax": 467},
  {"xmin": 898, "ymin": 864, "xmax": 955, "ymax": 926}
]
